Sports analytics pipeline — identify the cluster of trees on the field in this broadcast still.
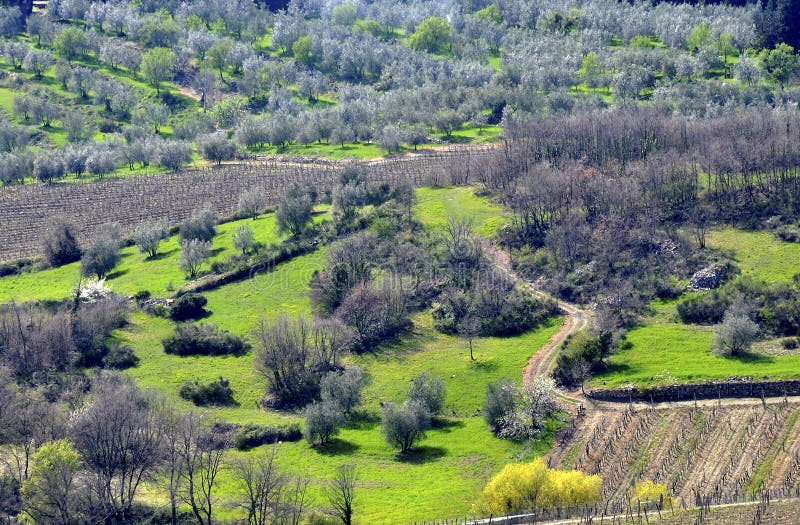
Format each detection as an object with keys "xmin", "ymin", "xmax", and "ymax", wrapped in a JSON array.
[
  {"xmin": 483, "ymin": 377, "xmax": 559, "ymax": 440},
  {"xmin": 381, "ymin": 372, "xmax": 446, "ymax": 453},
  {"xmin": 0, "ymin": 371, "xmax": 314, "ymax": 525},
  {"xmin": 482, "ymin": 106, "xmax": 800, "ymax": 338},
  {"xmin": 1, "ymin": 0, "xmax": 792, "ymax": 186},
  {"xmin": 0, "ymin": 293, "xmax": 128, "ymax": 382},
  {"xmin": 431, "ymin": 220, "xmax": 558, "ymax": 346}
]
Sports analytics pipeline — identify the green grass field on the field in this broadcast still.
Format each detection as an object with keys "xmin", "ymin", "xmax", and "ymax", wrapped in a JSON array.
[
  {"xmin": 108, "ymin": 186, "xmax": 560, "ymax": 523},
  {"xmin": 593, "ymin": 228, "xmax": 800, "ymax": 387},
  {"xmin": 707, "ymin": 228, "xmax": 800, "ymax": 284},
  {"xmin": 0, "ymin": 211, "xmax": 289, "ymax": 303},
  {"xmin": 414, "ymin": 186, "xmax": 508, "ymax": 237}
]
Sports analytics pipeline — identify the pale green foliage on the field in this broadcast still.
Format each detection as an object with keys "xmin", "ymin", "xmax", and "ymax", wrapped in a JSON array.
[
  {"xmin": 409, "ymin": 17, "xmax": 451, "ymax": 55},
  {"xmin": 21, "ymin": 440, "xmax": 82, "ymax": 525}
]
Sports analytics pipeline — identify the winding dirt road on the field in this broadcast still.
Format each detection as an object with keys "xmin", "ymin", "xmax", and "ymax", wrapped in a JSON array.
[{"xmin": 482, "ymin": 242, "xmax": 591, "ymax": 389}]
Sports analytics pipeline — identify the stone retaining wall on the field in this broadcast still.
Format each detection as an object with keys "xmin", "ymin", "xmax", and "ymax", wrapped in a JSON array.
[{"xmin": 587, "ymin": 379, "xmax": 800, "ymax": 403}]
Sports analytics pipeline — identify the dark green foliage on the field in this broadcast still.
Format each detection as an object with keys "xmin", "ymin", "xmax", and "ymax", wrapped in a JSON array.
[
  {"xmin": 678, "ymin": 276, "xmax": 800, "ymax": 337},
  {"xmin": 232, "ymin": 423, "xmax": 302, "ymax": 450},
  {"xmin": 162, "ymin": 323, "xmax": 249, "ymax": 356},
  {"xmin": 432, "ymin": 284, "xmax": 557, "ymax": 337},
  {"xmin": 179, "ymin": 377, "xmax": 235, "ymax": 406},
  {"xmin": 677, "ymin": 292, "xmax": 730, "ymax": 325},
  {"xmin": 553, "ymin": 331, "xmax": 614, "ymax": 388},
  {"xmin": 102, "ymin": 342, "xmax": 138, "ymax": 370},
  {"xmin": 43, "ymin": 220, "xmax": 81, "ymax": 267},
  {"xmin": 483, "ymin": 379, "xmax": 517, "ymax": 433},
  {"xmin": 169, "ymin": 293, "xmax": 208, "ymax": 321}
]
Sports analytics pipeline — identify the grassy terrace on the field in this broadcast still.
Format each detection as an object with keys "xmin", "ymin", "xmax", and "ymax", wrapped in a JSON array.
[
  {"xmin": 43, "ymin": 185, "xmax": 558, "ymax": 523},
  {"xmin": 593, "ymin": 229, "xmax": 800, "ymax": 388}
]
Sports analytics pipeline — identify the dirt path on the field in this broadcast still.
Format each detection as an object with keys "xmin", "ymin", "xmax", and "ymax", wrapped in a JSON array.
[{"xmin": 482, "ymin": 242, "xmax": 591, "ymax": 391}]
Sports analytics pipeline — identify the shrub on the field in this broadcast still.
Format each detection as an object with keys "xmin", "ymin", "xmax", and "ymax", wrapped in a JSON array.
[
  {"xmin": 783, "ymin": 338, "xmax": 799, "ymax": 350},
  {"xmin": 233, "ymin": 423, "xmax": 302, "ymax": 450},
  {"xmin": 407, "ymin": 372, "xmax": 446, "ymax": 416},
  {"xmin": 163, "ymin": 324, "xmax": 249, "ymax": 356},
  {"xmin": 630, "ymin": 480, "xmax": 672, "ymax": 508},
  {"xmin": 179, "ymin": 377, "xmax": 235, "ymax": 406},
  {"xmin": 43, "ymin": 219, "xmax": 82, "ymax": 267},
  {"xmin": 304, "ymin": 401, "xmax": 346, "ymax": 446},
  {"xmin": 477, "ymin": 459, "xmax": 601, "ymax": 514},
  {"xmin": 169, "ymin": 293, "xmax": 208, "ymax": 321},
  {"xmin": 553, "ymin": 331, "xmax": 614, "ymax": 388},
  {"xmin": 776, "ymin": 225, "xmax": 800, "ymax": 243},
  {"xmin": 102, "ymin": 343, "xmax": 138, "ymax": 370}
]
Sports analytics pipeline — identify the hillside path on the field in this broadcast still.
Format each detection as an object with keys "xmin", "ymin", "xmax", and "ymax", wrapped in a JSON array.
[{"xmin": 482, "ymin": 242, "xmax": 591, "ymax": 391}]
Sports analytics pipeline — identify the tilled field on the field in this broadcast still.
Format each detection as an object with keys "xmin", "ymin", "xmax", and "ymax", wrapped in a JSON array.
[
  {"xmin": 547, "ymin": 399, "xmax": 800, "ymax": 507},
  {"xmin": 0, "ymin": 146, "xmax": 496, "ymax": 262}
]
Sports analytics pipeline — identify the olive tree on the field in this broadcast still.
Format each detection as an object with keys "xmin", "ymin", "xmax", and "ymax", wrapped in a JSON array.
[
  {"xmin": 276, "ymin": 184, "xmax": 314, "ymax": 236},
  {"xmin": 179, "ymin": 239, "xmax": 212, "ymax": 278},
  {"xmin": 199, "ymin": 132, "xmax": 238, "ymax": 165},
  {"xmin": 304, "ymin": 401, "xmax": 345, "ymax": 446},
  {"xmin": 381, "ymin": 400, "xmax": 431, "ymax": 454},
  {"xmin": 232, "ymin": 224, "xmax": 255, "ymax": 255},
  {"xmin": 238, "ymin": 188, "xmax": 267, "ymax": 220},
  {"xmin": 81, "ymin": 229, "xmax": 121, "ymax": 279},
  {"xmin": 134, "ymin": 221, "xmax": 168, "ymax": 258},
  {"xmin": 713, "ymin": 298, "xmax": 759, "ymax": 357}
]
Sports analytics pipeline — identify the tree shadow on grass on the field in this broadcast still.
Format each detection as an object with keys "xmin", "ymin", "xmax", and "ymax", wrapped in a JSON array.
[
  {"xmin": 397, "ymin": 445, "xmax": 446, "ymax": 464},
  {"xmin": 726, "ymin": 352, "xmax": 775, "ymax": 365},
  {"xmin": 105, "ymin": 268, "xmax": 129, "ymax": 280},
  {"xmin": 430, "ymin": 418, "xmax": 465, "ymax": 433},
  {"xmin": 146, "ymin": 248, "xmax": 178, "ymax": 261},
  {"xmin": 211, "ymin": 247, "xmax": 224, "ymax": 257},
  {"xmin": 601, "ymin": 362, "xmax": 631, "ymax": 375},
  {"xmin": 315, "ymin": 438, "xmax": 360, "ymax": 456}
]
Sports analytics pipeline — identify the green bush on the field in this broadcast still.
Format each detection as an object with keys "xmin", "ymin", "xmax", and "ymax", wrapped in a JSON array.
[
  {"xmin": 169, "ymin": 293, "xmax": 208, "ymax": 321},
  {"xmin": 162, "ymin": 324, "xmax": 249, "ymax": 356},
  {"xmin": 233, "ymin": 423, "xmax": 303, "ymax": 450},
  {"xmin": 102, "ymin": 343, "xmax": 138, "ymax": 370},
  {"xmin": 179, "ymin": 377, "xmax": 235, "ymax": 406}
]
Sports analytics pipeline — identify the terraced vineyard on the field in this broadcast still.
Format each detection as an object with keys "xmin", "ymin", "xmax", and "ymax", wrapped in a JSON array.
[{"xmin": 548, "ymin": 399, "xmax": 800, "ymax": 508}]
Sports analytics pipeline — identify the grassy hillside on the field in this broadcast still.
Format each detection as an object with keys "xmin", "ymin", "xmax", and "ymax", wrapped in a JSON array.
[{"xmin": 593, "ymin": 229, "xmax": 800, "ymax": 388}]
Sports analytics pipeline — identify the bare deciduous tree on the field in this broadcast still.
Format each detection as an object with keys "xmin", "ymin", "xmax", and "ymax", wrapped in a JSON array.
[{"xmin": 327, "ymin": 464, "xmax": 357, "ymax": 525}]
